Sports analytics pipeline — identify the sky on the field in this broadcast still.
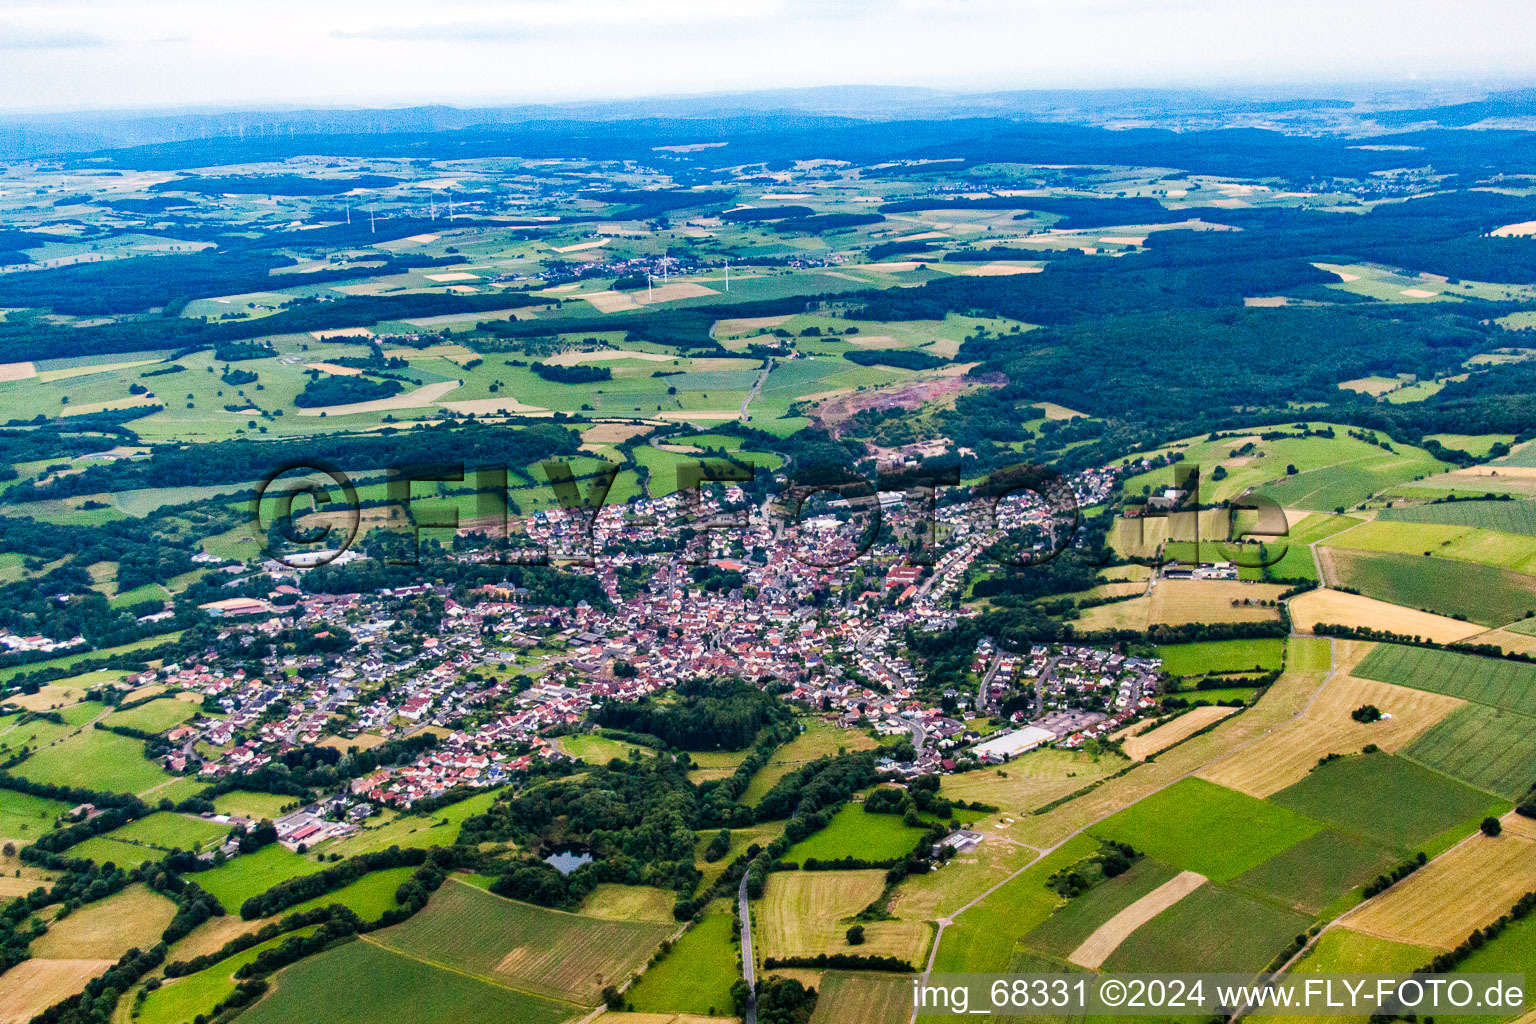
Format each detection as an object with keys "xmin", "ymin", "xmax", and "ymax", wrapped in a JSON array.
[{"xmin": 1, "ymin": 0, "xmax": 1533, "ymax": 112}]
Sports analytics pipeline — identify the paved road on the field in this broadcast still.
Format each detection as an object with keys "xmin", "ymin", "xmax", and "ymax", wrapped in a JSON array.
[
  {"xmin": 740, "ymin": 362, "xmax": 771, "ymax": 420},
  {"xmin": 738, "ymin": 870, "xmax": 756, "ymax": 1024}
]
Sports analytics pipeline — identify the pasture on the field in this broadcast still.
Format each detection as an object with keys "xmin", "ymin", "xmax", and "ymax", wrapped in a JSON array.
[
  {"xmin": 1089, "ymin": 778, "xmax": 1321, "ymax": 882},
  {"xmin": 939, "ymin": 748, "xmax": 1129, "ymax": 814},
  {"xmin": 280, "ymin": 865, "xmax": 414, "ymax": 921},
  {"xmin": 756, "ymin": 869, "xmax": 928, "ymax": 965},
  {"xmin": 887, "ymin": 830, "xmax": 1041, "ymax": 923},
  {"xmin": 1231, "ymin": 829, "xmax": 1397, "ymax": 915},
  {"xmin": 102, "ymin": 697, "xmax": 199, "ymax": 733},
  {"xmin": 1353, "ymin": 643, "xmax": 1536, "ymax": 715},
  {"xmin": 558, "ymin": 733, "xmax": 658, "ymax": 764},
  {"xmin": 1100, "ymin": 882, "xmax": 1311, "ymax": 974},
  {"xmin": 1118, "ymin": 428, "xmax": 1447, "ymax": 510},
  {"xmin": 1262, "ymin": 512, "xmax": 1363, "ymax": 581},
  {"xmin": 624, "ymin": 911, "xmax": 737, "ymax": 1016},
  {"xmin": 1402, "ymin": 704, "xmax": 1536, "ymax": 799},
  {"xmin": 1155, "ymin": 637, "xmax": 1284, "ymax": 676},
  {"xmin": 1317, "ymin": 547, "xmax": 1536, "ymax": 626},
  {"xmin": 1267, "ymin": 752, "xmax": 1497, "ymax": 849},
  {"xmin": 0, "ymin": 789, "xmax": 67, "ymax": 840},
  {"xmin": 929, "ymin": 835, "xmax": 1098, "ymax": 973},
  {"xmin": 370, "ymin": 878, "xmax": 672, "ymax": 1005},
  {"xmin": 1286, "ymin": 925, "xmax": 1436, "ymax": 975},
  {"xmin": 694, "ymin": 822, "xmax": 784, "ymax": 891},
  {"xmin": 1344, "ymin": 831, "xmax": 1536, "ymax": 949},
  {"xmin": 137, "ymin": 925, "xmax": 322, "ymax": 1024},
  {"xmin": 1288, "ymin": 588, "xmax": 1487, "ymax": 643},
  {"xmin": 194, "ymin": 844, "xmax": 329, "ymax": 913},
  {"xmin": 12, "ymin": 727, "xmax": 173, "ymax": 795},
  {"xmin": 578, "ymin": 884, "xmax": 677, "ymax": 924},
  {"xmin": 105, "ymin": 811, "xmax": 230, "ymax": 852},
  {"xmin": 781, "ymin": 803, "xmax": 929, "ymax": 864},
  {"xmin": 211, "ymin": 790, "xmax": 297, "ymax": 820},
  {"xmin": 237, "ymin": 939, "xmax": 574, "ymax": 1024},
  {"xmin": 29, "ymin": 883, "xmax": 176, "ymax": 959}
]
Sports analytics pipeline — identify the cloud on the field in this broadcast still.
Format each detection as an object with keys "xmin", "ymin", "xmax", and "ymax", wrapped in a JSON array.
[{"xmin": 0, "ymin": 25, "xmax": 106, "ymax": 49}]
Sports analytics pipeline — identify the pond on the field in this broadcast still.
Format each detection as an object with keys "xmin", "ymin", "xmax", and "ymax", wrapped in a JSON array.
[{"xmin": 543, "ymin": 845, "xmax": 593, "ymax": 875}]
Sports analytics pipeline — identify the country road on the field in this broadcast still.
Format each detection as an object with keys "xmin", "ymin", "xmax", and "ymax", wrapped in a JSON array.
[{"xmin": 739, "ymin": 870, "xmax": 757, "ymax": 1024}]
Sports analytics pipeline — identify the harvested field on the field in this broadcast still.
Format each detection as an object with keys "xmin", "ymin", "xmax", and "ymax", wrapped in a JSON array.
[
  {"xmin": 0, "ymin": 361, "xmax": 36, "ymax": 382},
  {"xmin": 714, "ymin": 314, "xmax": 791, "ymax": 336},
  {"xmin": 1148, "ymin": 579, "xmax": 1287, "ymax": 625},
  {"xmin": 439, "ymin": 396, "xmax": 546, "ymax": 415},
  {"xmin": 29, "ymin": 884, "xmax": 176, "ymax": 960},
  {"xmin": 545, "ymin": 349, "xmax": 673, "ymax": 366},
  {"xmin": 1122, "ymin": 706, "xmax": 1239, "ymax": 760},
  {"xmin": 962, "ymin": 263, "xmax": 1043, "ymax": 276},
  {"xmin": 1288, "ymin": 588, "xmax": 1486, "ymax": 643},
  {"xmin": 0, "ymin": 959, "xmax": 115, "ymax": 1024},
  {"xmin": 1068, "ymin": 871, "xmax": 1207, "ymax": 968},
  {"xmin": 301, "ymin": 362, "xmax": 362, "ymax": 375},
  {"xmin": 581, "ymin": 282, "xmax": 717, "ymax": 313},
  {"xmin": 1005, "ymin": 637, "xmax": 1335, "ymax": 849},
  {"xmin": 1344, "ymin": 832, "xmax": 1536, "ymax": 949},
  {"xmin": 1199, "ymin": 646, "xmax": 1462, "ymax": 797},
  {"xmin": 757, "ymin": 870, "xmax": 927, "ymax": 965},
  {"xmin": 583, "ymin": 422, "xmax": 654, "ymax": 443}
]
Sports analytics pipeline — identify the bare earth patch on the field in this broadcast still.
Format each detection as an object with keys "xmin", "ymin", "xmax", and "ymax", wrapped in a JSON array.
[{"xmin": 0, "ymin": 361, "xmax": 36, "ymax": 381}]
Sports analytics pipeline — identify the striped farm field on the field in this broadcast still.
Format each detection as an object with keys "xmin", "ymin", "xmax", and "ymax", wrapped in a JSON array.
[
  {"xmin": 1100, "ymin": 882, "xmax": 1311, "ymax": 974},
  {"xmin": 1317, "ymin": 547, "xmax": 1536, "ymax": 626},
  {"xmin": 1267, "ymin": 752, "xmax": 1498, "ymax": 848},
  {"xmin": 238, "ymin": 938, "xmax": 573, "ymax": 1024},
  {"xmin": 1344, "ymin": 831, "xmax": 1536, "ymax": 949},
  {"xmin": 1402, "ymin": 703, "xmax": 1536, "ymax": 799},
  {"xmin": 1199, "ymin": 643, "xmax": 1463, "ymax": 798},
  {"xmin": 756, "ymin": 869, "xmax": 928, "ymax": 965},
  {"xmin": 809, "ymin": 972, "xmax": 911, "ymax": 1024},
  {"xmin": 1288, "ymin": 588, "xmax": 1487, "ymax": 644},
  {"xmin": 369, "ymin": 878, "xmax": 672, "ymax": 1005},
  {"xmin": 1322, "ymin": 517, "xmax": 1536, "ymax": 574},
  {"xmin": 1068, "ymin": 870, "xmax": 1208, "ymax": 969},
  {"xmin": 1022, "ymin": 857, "xmax": 1181, "ymax": 961},
  {"xmin": 1232, "ymin": 829, "xmax": 1397, "ymax": 915},
  {"xmin": 939, "ymin": 748, "xmax": 1130, "ymax": 815},
  {"xmin": 0, "ymin": 959, "xmax": 116, "ymax": 1024},
  {"xmin": 1378, "ymin": 498, "xmax": 1536, "ymax": 537},
  {"xmin": 1353, "ymin": 643, "xmax": 1536, "ymax": 715}
]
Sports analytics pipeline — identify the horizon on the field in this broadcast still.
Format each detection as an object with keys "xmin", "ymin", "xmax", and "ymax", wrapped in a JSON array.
[{"xmin": 2, "ymin": 0, "xmax": 1534, "ymax": 113}]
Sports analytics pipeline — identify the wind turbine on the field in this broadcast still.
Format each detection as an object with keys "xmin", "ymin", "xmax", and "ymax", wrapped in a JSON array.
[
  {"xmin": 724, "ymin": 257, "xmax": 730, "ymax": 292},
  {"xmin": 369, "ymin": 202, "xmax": 376, "ymax": 234}
]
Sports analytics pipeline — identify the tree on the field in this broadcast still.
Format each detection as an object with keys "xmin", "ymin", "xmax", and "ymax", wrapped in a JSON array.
[
  {"xmin": 846, "ymin": 924, "xmax": 865, "ymax": 945},
  {"xmin": 1351, "ymin": 704, "xmax": 1382, "ymax": 723},
  {"xmin": 1482, "ymin": 816, "xmax": 1503, "ymax": 837}
]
